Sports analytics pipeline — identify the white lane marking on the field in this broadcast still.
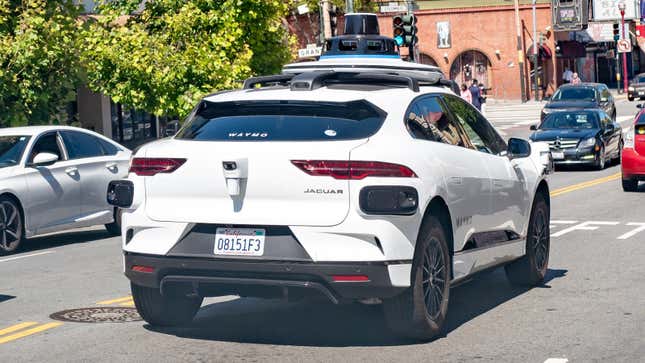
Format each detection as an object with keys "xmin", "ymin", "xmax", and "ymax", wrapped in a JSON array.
[
  {"xmin": 617, "ymin": 115, "xmax": 633, "ymax": 124},
  {"xmin": 551, "ymin": 221, "xmax": 620, "ymax": 238},
  {"xmin": 550, "ymin": 220, "xmax": 578, "ymax": 229},
  {"xmin": 516, "ymin": 119, "xmax": 537, "ymax": 125},
  {"xmin": 0, "ymin": 251, "xmax": 54, "ymax": 263},
  {"xmin": 544, "ymin": 359, "xmax": 568, "ymax": 363},
  {"xmin": 617, "ymin": 223, "xmax": 645, "ymax": 240}
]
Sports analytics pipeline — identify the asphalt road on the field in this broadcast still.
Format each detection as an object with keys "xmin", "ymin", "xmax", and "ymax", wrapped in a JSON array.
[{"xmin": 1, "ymin": 99, "xmax": 644, "ymax": 362}]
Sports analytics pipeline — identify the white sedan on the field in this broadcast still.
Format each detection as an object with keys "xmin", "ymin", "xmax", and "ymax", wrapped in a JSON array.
[{"xmin": 0, "ymin": 126, "xmax": 131, "ymax": 255}]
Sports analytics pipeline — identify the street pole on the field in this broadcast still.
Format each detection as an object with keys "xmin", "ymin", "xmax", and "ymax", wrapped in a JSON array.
[
  {"xmin": 621, "ymin": 7, "xmax": 629, "ymax": 93},
  {"xmin": 514, "ymin": 0, "xmax": 527, "ymax": 102},
  {"xmin": 346, "ymin": 0, "xmax": 353, "ymax": 13},
  {"xmin": 407, "ymin": 0, "xmax": 415, "ymax": 62},
  {"xmin": 322, "ymin": 0, "xmax": 332, "ymax": 39},
  {"xmin": 532, "ymin": 0, "xmax": 538, "ymax": 101}
]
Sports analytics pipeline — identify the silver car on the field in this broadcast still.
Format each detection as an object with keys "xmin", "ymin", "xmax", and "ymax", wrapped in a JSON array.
[{"xmin": 0, "ymin": 126, "xmax": 131, "ymax": 255}]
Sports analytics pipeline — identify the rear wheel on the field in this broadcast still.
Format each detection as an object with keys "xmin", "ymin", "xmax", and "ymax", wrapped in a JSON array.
[
  {"xmin": 622, "ymin": 178, "xmax": 638, "ymax": 192},
  {"xmin": 131, "ymin": 283, "xmax": 203, "ymax": 327},
  {"xmin": 628, "ymin": 96, "xmax": 634, "ymax": 102},
  {"xmin": 613, "ymin": 140, "xmax": 623, "ymax": 164},
  {"xmin": 0, "ymin": 197, "xmax": 24, "ymax": 256},
  {"xmin": 383, "ymin": 215, "xmax": 450, "ymax": 341},
  {"xmin": 105, "ymin": 209, "xmax": 122, "ymax": 236},
  {"xmin": 505, "ymin": 194, "xmax": 549, "ymax": 286}
]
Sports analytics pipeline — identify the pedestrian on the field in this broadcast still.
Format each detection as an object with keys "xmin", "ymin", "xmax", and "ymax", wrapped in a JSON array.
[
  {"xmin": 562, "ymin": 67, "xmax": 573, "ymax": 84},
  {"xmin": 469, "ymin": 79, "xmax": 482, "ymax": 111},
  {"xmin": 571, "ymin": 72, "xmax": 581, "ymax": 85},
  {"xmin": 460, "ymin": 83, "xmax": 472, "ymax": 104},
  {"xmin": 479, "ymin": 82, "xmax": 488, "ymax": 115}
]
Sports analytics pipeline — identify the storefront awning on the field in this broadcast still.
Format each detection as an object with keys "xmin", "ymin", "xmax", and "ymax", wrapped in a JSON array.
[{"xmin": 527, "ymin": 44, "xmax": 553, "ymax": 61}]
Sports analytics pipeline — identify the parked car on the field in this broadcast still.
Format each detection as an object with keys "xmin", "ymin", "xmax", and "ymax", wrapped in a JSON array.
[
  {"xmin": 0, "ymin": 126, "xmax": 130, "ymax": 255},
  {"xmin": 112, "ymin": 56, "xmax": 552, "ymax": 341},
  {"xmin": 627, "ymin": 73, "xmax": 645, "ymax": 101},
  {"xmin": 530, "ymin": 109, "xmax": 622, "ymax": 170},
  {"xmin": 621, "ymin": 106, "xmax": 645, "ymax": 191},
  {"xmin": 541, "ymin": 83, "xmax": 616, "ymax": 121}
]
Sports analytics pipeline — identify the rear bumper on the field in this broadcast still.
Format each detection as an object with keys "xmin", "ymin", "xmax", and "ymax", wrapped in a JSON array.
[
  {"xmin": 622, "ymin": 148, "xmax": 645, "ymax": 179},
  {"xmin": 627, "ymin": 91, "xmax": 645, "ymax": 100},
  {"xmin": 124, "ymin": 252, "xmax": 408, "ymax": 303}
]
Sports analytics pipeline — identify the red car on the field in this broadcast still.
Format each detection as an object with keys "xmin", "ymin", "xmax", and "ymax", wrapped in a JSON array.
[{"xmin": 621, "ymin": 109, "xmax": 645, "ymax": 191}]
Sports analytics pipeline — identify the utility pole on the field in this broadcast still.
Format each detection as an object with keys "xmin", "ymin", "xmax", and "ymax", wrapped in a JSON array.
[
  {"xmin": 322, "ymin": 1, "xmax": 332, "ymax": 39},
  {"xmin": 619, "ymin": 2, "xmax": 629, "ymax": 93},
  {"xmin": 514, "ymin": 0, "xmax": 527, "ymax": 102},
  {"xmin": 532, "ymin": 0, "xmax": 539, "ymax": 101},
  {"xmin": 346, "ymin": 0, "xmax": 354, "ymax": 13}
]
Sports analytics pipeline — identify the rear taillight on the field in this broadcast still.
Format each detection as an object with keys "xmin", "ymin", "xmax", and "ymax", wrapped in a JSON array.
[
  {"xmin": 129, "ymin": 158, "xmax": 186, "ymax": 176},
  {"xmin": 291, "ymin": 160, "xmax": 417, "ymax": 180}
]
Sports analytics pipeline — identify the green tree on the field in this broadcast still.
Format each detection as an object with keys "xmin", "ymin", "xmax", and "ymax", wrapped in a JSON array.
[
  {"xmin": 0, "ymin": 0, "xmax": 81, "ymax": 126},
  {"xmin": 80, "ymin": 0, "xmax": 295, "ymax": 119}
]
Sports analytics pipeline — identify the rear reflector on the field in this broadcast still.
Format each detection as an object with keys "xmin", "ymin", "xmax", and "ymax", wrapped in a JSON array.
[
  {"xmin": 291, "ymin": 160, "xmax": 417, "ymax": 180},
  {"xmin": 131, "ymin": 265, "xmax": 155, "ymax": 273},
  {"xmin": 331, "ymin": 275, "xmax": 370, "ymax": 282},
  {"xmin": 129, "ymin": 158, "xmax": 186, "ymax": 176}
]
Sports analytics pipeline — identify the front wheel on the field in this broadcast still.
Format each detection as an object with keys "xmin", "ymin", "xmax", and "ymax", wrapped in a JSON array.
[
  {"xmin": 383, "ymin": 215, "xmax": 451, "ymax": 341},
  {"xmin": 594, "ymin": 147, "xmax": 606, "ymax": 170},
  {"xmin": 131, "ymin": 283, "xmax": 203, "ymax": 327},
  {"xmin": 628, "ymin": 96, "xmax": 634, "ymax": 102},
  {"xmin": 622, "ymin": 178, "xmax": 638, "ymax": 192},
  {"xmin": 0, "ymin": 197, "xmax": 24, "ymax": 256},
  {"xmin": 505, "ymin": 194, "xmax": 549, "ymax": 286},
  {"xmin": 613, "ymin": 140, "xmax": 623, "ymax": 164},
  {"xmin": 105, "ymin": 209, "xmax": 122, "ymax": 236}
]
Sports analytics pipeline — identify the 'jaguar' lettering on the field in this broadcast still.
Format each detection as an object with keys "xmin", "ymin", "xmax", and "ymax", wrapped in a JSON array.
[{"xmin": 304, "ymin": 188, "xmax": 344, "ymax": 195}]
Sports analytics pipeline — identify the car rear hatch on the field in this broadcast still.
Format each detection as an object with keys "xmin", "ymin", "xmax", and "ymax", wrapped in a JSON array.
[{"xmin": 141, "ymin": 99, "xmax": 386, "ymax": 227}]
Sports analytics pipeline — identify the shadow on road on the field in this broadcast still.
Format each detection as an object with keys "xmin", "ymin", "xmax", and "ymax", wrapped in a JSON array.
[
  {"xmin": 21, "ymin": 229, "xmax": 113, "ymax": 253},
  {"xmin": 145, "ymin": 267, "xmax": 567, "ymax": 347},
  {"xmin": 0, "ymin": 294, "xmax": 15, "ymax": 303}
]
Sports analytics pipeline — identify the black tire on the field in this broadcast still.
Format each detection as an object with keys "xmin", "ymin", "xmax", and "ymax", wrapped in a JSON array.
[
  {"xmin": 105, "ymin": 208, "xmax": 122, "ymax": 236},
  {"xmin": 131, "ymin": 283, "xmax": 203, "ymax": 327},
  {"xmin": 0, "ymin": 196, "xmax": 24, "ymax": 256},
  {"xmin": 628, "ymin": 96, "xmax": 634, "ymax": 102},
  {"xmin": 505, "ymin": 194, "xmax": 549, "ymax": 286},
  {"xmin": 613, "ymin": 140, "xmax": 623, "ymax": 164},
  {"xmin": 594, "ymin": 147, "xmax": 606, "ymax": 170},
  {"xmin": 383, "ymin": 215, "xmax": 451, "ymax": 341},
  {"xmin": 622, "ymin": 178, "xmax": 638, "ymax": 192}
]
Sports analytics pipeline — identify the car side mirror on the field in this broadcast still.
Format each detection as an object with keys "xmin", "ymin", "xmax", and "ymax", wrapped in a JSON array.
[
  {"xmin": 507, "ymin": 138, "xmax": 531, "ymax": 159},
  {"xmin": 31, "ymin": 152, "xmax": 58, "ymax": 167},
  {"xmin": 530, "ymin": 124, "xmax": 538, "ymax": 131}
]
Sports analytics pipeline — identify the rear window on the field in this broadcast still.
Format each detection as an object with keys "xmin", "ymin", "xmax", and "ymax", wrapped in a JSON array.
[
  {"xmin": 552, "ymin": 87, "xmax": 596, "ymax": 101},
  {"xmin": 176, "ymin": 100, "xmax": 386, "ymax": 141}
]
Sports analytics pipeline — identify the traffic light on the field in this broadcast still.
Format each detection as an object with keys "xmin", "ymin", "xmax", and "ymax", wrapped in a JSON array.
[
  {"xmin": 613, "ymin": 23, "xmax": 620, "ymax": 41},
  {"xmin": 392, "ymin": 15, "xmax": 417, "ymax": 47},
  {"xmin": 329, "ymin": 6, "xmax": 338, "ymax": 36}
]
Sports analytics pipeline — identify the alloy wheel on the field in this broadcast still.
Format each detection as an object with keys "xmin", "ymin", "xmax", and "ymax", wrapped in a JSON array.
[
  {"xmin": 530, "ymin": 208, "xmax": 549, "ymax": 271},
  {"xmin": 422, "ymin": 237, "xmax": 447, "ymax": 320},
  {"xmin": 0, "ymin": 201, "xmax": 21, "ymax": 252}
]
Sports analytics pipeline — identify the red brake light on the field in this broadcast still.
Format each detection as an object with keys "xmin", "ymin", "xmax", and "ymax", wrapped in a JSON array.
[
  {"xmin": 129, "ymin": 158, "xmax": 186, "ymax": 176},
  {"xmin": 291, "ymin": 160, "xmax": 417, "ymax": 179},
  {"xmin": 331, "ymin": 275, "xmax": 370, "ymax": 282},
  {"xmin": 131, "ymin": 265, "xmax": 155, "ymax": 273}
]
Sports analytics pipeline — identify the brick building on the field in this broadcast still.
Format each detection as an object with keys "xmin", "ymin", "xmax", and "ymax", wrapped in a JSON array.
[{"xmin": 289, "ymin": 1, "xmax": 557, "ymax": 101}]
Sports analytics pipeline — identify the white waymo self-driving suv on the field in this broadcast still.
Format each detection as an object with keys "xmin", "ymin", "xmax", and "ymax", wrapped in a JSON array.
[{"xmin": 111, "ymin": 57, "xmax": 551, "ymax": 340}]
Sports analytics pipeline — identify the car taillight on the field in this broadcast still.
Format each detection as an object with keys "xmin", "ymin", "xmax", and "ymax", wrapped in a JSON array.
[
  {"xmin": 291, "ymin": 160, "xmax": 417, "ymax": 180},
  {"xmin": 129, "ymin": 158, "xmax": 186, "ymax": 176}
]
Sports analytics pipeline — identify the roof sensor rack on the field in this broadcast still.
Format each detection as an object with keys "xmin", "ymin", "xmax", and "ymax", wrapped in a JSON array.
[
  {"xmin": 288, "ymin": 71, "xmax": 419, "ymax": 92},
  {"xmin": 242, "ymin": 74, "xmax": 294, "ymax": 89}
]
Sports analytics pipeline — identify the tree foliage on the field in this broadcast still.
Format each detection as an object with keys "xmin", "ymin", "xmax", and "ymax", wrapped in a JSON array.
[
  {"xmin": 0, "ymin": 0, "xmax": 80, "ymax": 126},
  {"xmin": 80, "ymin": 0, "xmax": 295, "ymax": 118}
]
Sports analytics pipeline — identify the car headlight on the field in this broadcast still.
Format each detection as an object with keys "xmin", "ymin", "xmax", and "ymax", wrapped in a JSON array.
[
  {"xmin": 629, "ymin": 86, "xmax": 635, "ymax": 92},
  {"xmin": 624, "ymin": 130, "xmax": 634, "ymax": 148},
  {"xmin": 579, "ymin": 137, "xmax": 597, "ymax": 148}
]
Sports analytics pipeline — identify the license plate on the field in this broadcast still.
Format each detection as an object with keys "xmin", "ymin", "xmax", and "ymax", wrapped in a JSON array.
[
  {"xmin": 552, "ymin": 151, "xmax": 564, "ymax": 160},
  {"xmin": 214, "ymin": 228, "xmax": 265, "ymax": 256}
]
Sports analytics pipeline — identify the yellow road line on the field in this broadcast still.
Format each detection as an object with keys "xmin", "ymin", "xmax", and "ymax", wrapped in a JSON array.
[
  {"xmin": 550, "ymin": 172, "xmax": 621, "ymax": 197},
  {"xmin": 119, "ymin": 301, "xmax": 135, "ymax": 307},
  {"xmin": 0, "ymin": 322, "xmax": 39, "ymax": 336},
  {"xmin": 0, "ymin": 322, "xmax": 62, "ymax": 345},
  {"xmin": 97, "ymin": 296, "xmax": 133, "ymax": 305}
]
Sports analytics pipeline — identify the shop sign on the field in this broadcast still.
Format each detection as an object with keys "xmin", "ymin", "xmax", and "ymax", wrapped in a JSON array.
[
  {"xmin": 593, "ymin": 0, "xmax": 639, "ymax": 21},
  {"xmin": 584, "ymin": 22, "xmax": 629, "ymax": 42}
]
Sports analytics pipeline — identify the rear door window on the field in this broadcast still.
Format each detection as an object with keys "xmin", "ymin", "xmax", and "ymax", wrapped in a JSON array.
[
  {"xmin": 176, "ymin": 100, "xmax": 386, "ymax": 141},
  {"xmin": 60, "ymin": 131, "xmax": 105, "ymax": 159}
]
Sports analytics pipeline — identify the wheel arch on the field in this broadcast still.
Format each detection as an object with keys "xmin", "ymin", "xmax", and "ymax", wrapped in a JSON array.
[{"xmin": 420, "ymin": 196, "xmax": 454, "ymax": 257}]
